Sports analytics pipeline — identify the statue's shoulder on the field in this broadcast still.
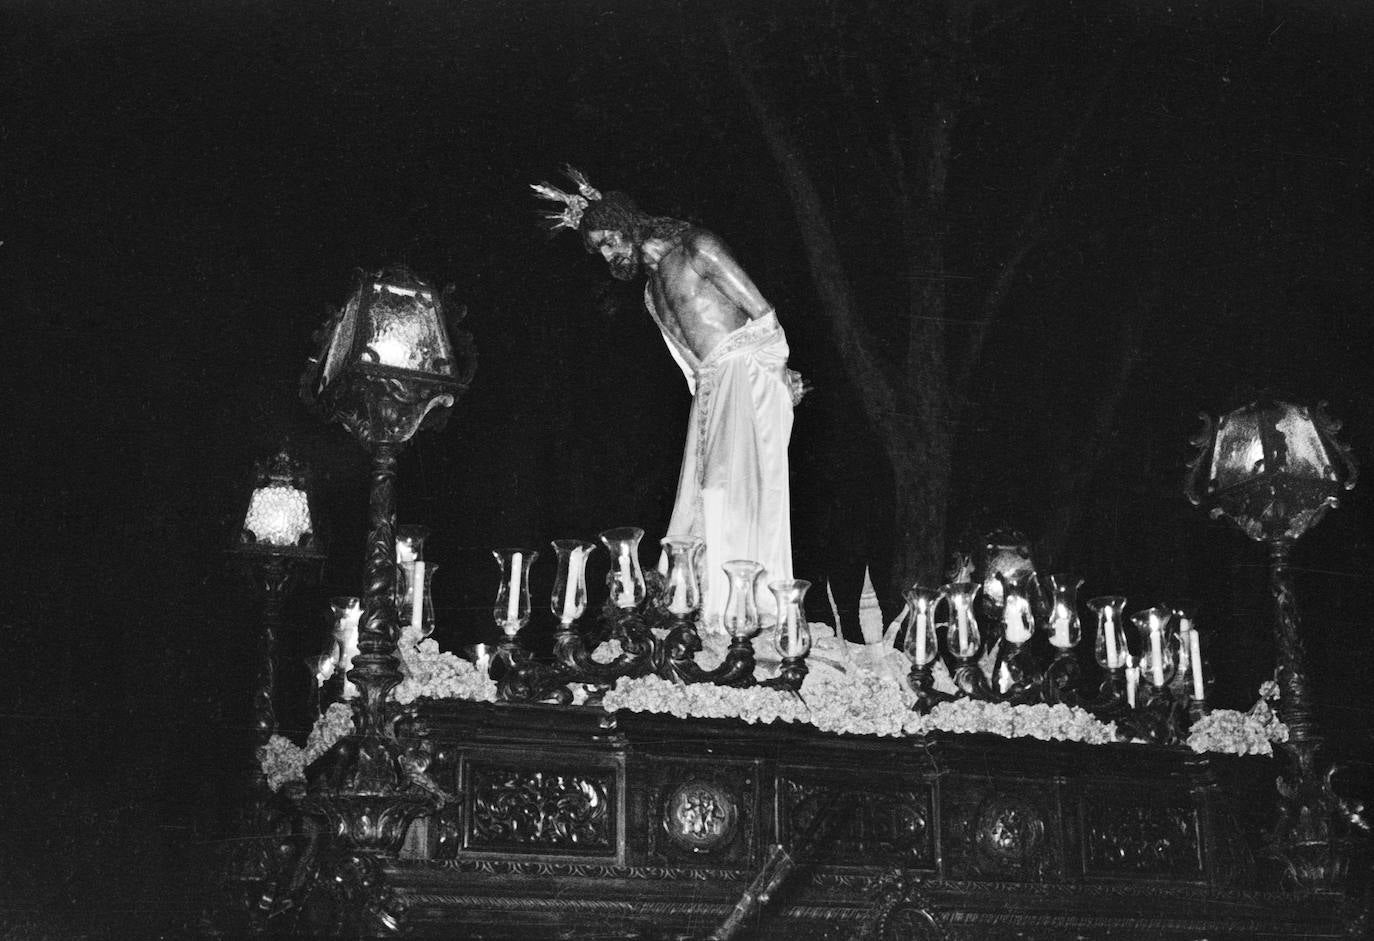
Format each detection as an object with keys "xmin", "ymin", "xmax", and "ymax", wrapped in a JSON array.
[{"xmin": 681, "ymin": 227, "xmax": 731, "ymax": 263}]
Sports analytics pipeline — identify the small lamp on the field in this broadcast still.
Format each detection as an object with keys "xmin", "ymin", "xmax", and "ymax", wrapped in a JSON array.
[{"xmin": 231, "ymin": 450, "xmax": 326, "ymax": 756}]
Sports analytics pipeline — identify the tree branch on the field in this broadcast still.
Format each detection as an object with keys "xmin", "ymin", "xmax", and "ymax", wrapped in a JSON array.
[
  {"xmin": 719, "ymin": 16, "xmax": 903, "ymax": 424},
  {"xmin": 954, "ymin": 60, "xmax": 1119, "ymax": 407}
]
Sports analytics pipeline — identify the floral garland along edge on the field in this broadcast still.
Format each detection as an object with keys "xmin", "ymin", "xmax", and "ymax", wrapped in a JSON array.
[{"xmin": 259, "ymin": 631, "xmax": 1287, "ymax": 791}]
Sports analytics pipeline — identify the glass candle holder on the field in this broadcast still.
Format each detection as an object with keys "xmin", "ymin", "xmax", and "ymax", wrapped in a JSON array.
[
  {"xmin": 492, "ymin": 548, "xmax": 538, "ymax": 638},
  {"xmin": 600, "ymin": 527, "xmax": 646, "ymax": 610},
  {"xmin": 996, "ymin": 572, "xmax": 1036, "ymax": 645},
  {"xmin": 1043, "ymin": 573, "xmax": 1084, "ymax": 650},
  {"xmin": 660, "ymin": 535, "xmax": 704, "ymax": 617},
  {"xmin": 1173, "ymin": 601, "xmax": 1206, "ymax": 703},
  {"xmin": 1088, "ymin": 595, "xmax": 1129, "ymax": 670},
  {"xmin": 1130, "ymin": 605, "xmax": 1176, "ymax": 690},
  {"xmin": 942, "ymin": 581, "xmax": 982, "ymax": 660},
  {"xmin": 902, "ymin": 586, "xmax": 944, "ymax": 667},
  {"xmin": 330, "ymin": 595, "xmax": 362, "ymax": 698},
  {"xmin": 394, "ymin": 524, "xmax": 431, "ymax": 626},
  {"xmin": 770, "ymin": 579, "xmax": 812, "ymax": 659},
  {"xmin": 722, "ymin": 560, "xmax": 765, "ymax": 640},
  {"xmin": 551, "ymin": 539, "xmax": 595, "ymax": 625}
]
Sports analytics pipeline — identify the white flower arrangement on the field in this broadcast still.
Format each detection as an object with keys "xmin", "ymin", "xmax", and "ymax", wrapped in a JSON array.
[
  {"xmin": 394, "ymin": 626, "xmax": 498, "ymax": 706},
  {"xmin": 263, "ymin": 624, "xmax": 1284, "ymax": 789},
  {"xmin": 603, "ymin": 670, "xmax": 1118, "ymax": 745},
  {"xmin": 1186, "ymin": 679, "xmax": 1289, "ymax": 757},
  {"xmin": 258, "ymin": 702, "xmax": 356, "ymax": 793},
  {"xmin": 259, "ymin": 628, "xmax": 496, "ymax": 790}
]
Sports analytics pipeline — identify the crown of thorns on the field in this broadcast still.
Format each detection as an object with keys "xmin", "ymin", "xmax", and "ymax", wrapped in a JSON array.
[{"xmin": 530, "ymin": 165, "xmax": 603, "ymax": 232}]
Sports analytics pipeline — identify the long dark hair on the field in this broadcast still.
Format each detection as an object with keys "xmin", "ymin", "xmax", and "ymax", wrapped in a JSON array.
[{"xmin": 579, "ymin": 191, "xmax": 690, "ymax": 251}]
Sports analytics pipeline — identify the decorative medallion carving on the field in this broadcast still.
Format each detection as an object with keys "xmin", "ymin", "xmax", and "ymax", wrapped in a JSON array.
[
  {"xmin": 469, "ymin": 767, "xmax": 614, "ymax": 852},
  {"xmin": 970, "ymin": 793, "xmax": 1049, "ymax": 878},
  {"xmin": 1085, "ymin": 802, "xmax": 1200, "ymax": 877},
  {"xmin": 663, "ymin": 780, "xmax": 737, "ymax": 853}
]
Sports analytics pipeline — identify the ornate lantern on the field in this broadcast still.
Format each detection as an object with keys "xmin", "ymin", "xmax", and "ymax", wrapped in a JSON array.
[
  {"xmin": 1185, "ymin": 397, "xmax": 1362, "ymax": 890},
  {"xmin": 290, "ymin": 267, "xmax": 476, "ymax": 921}
]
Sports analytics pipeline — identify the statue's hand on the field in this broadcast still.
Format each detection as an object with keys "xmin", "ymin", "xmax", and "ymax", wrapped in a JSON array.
[{"xmin": 786, "ymin": 368, "xmax": 812, "ymax": 407}]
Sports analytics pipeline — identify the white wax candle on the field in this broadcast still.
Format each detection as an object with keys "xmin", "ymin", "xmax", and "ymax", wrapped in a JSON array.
[
  {"xmin": 782, "ymin": 606, "xmax": 798, "ymax": 651},
  {"xmin": 1126, "ymin": 663, "xmax": 1139, "ymax": 707},
  {"xmin": 506, "ymin": 552, "xmax": 522, "ymax": 623},
  {"xmin": 915, "ymin": 616, "xmax": 928, "ymax": 664},
  {"xmin": 1149, "ymin": 626, "xmax": 1165, "ymax": 687},
  {"xmin": 1052, "ymin": 604, "xmax": 1071, "ymax": 648},
  {"xmin": 474, "ymin": 643, "xmax": 490, "ymax": 675},
  {"xmin": 561, "ymin": 549, "xmax": 582, "ymax": 622},
  {"xmin": 1005, "ymin": 599, "xmax": 1031, "ymax": 644},
  {"xmin": 1104, "ymin": 611, "xmax": 1119, "ymax": 667},
  {"xmin": 957, "ymin": 613, "xmax": 970, "ymax": 654},
  {"xmin": 617, "ymin": 550, "xmax": 635, "ymax": 607},
  {"xmin": 668, "ymin": 567, "xmax": 691, "ymax": 615},
  {"xmin": 411, "ymin": 560, "xmax": 425, "ymax": 632},
  {"xmin": 1189, "ymin": 629, "xmax": 1205, "ymax": 701}
]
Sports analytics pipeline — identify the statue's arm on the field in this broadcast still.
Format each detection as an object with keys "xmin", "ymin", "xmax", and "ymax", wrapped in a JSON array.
[{"xmin": 688, "ymin": 231, "xmax": 773, "ymax": 319}]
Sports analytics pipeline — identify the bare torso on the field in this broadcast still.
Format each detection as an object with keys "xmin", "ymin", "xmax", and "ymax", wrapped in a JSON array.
[{"xmin": 644, "ymin": 230, "xmax": 763, "ymax": 362}]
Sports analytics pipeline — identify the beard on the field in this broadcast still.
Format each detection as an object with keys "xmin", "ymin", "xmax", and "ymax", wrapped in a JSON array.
[{"xmin": 606, "ymin": 253, "xmax": 640, "ymax": 281}]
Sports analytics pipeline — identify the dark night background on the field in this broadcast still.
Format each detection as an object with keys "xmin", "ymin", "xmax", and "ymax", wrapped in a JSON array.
[{"xmin": 3, "ymin": 0, "xmax": 1373, "ymax": 935}]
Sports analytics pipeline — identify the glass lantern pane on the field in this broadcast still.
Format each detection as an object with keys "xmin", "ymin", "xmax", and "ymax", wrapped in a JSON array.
[
  {"xmin": 1209, "ymin": 411, "xmax": 1264, "ymax": 491},
  {"xmin": 319, "ymin": 290, "xmax": 361, "ymax": 391},
  {"xmin": 1276, "ymin": 405, "xmax": 1335, "ymax": 481},
  {"xmin": 364, "ymin": 283, "xmax": 453, "ymax": 375}
]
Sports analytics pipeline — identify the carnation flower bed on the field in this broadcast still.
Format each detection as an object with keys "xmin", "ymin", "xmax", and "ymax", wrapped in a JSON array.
[{"xmin": 260, "ymin": 627, "xmax": 1287, "ymax": 791}]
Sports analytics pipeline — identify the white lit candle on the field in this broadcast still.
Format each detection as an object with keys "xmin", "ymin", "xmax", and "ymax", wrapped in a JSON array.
[
  {"xmin": 1149, "ymin": 621, "xmax": 1165, "ymax": 687},
  {"xmin": 915, "ymin": 614, "xmax": 928, "ymax": 664},
  {"xmin": 474, "ymin": 643, "xmax": 490, "ymax": 675},
  {"xmin": 783, "ymin": 605, "xmax": 799, "ymax": 651},
  {"xmin": 1125, "ymin": 656, "xmax": 1139, "ymax": 707},
  {"xmin": 506, "ymin": 552, "xmax": 522, "ymax": 623},
  {"xmin": 561, "ymin": 548, "xmax": 583, "ymax": 622},
  {"xmin": 1051, "ymin": 603, "xmax": 1071, "ymax": 648},
  {"xmin": 667, "ymin": 565, "xmax": 691, "ymax": 615},
  {"xmin": 997, "ymin": 660, "xmax": 1013, "ymax": 695},
  {"xmin": 410, "ymin": 560, "xmax": 425, "ymax": 633},
  {"xmin": 957, "ymin": 611, "xmax": 970, "ymax": 655},
  {"xmin": 617, "ymin": 548, "xmax": 635, "ymax": 608},
  {"xmin": 1189, "ymin": 629, "xmax": 1205, "ymax": 701},
  {"xmin": 1004, "ymin": 597, "xmax": 1032, "ymax": 644},
  {"xmin": 1104, "ymin": 609, "xmax": 1119, "ymax": 667}
]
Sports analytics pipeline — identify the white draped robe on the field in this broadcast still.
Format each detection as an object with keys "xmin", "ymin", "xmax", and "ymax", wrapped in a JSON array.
[{"xmin": 646, "ymin": 289, "xmax": 795, "ymax": 626}]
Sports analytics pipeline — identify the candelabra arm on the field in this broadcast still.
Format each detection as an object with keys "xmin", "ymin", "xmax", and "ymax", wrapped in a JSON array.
[
  {"xmin": 950, "ymin": 655, "xmax": 994, "ymax": 701},
  {"xmin": 1040, "ymin": 649, "xmax": 1083, "ymax": 708},
  {"xmin": 657, "ymin": 617, "xmax": 757, "ymax": 688}
]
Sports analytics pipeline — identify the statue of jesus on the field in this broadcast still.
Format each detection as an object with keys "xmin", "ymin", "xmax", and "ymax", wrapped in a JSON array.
[{"xmin": 535, "ymin": 170, "xmax": 804, "ymax": 625}]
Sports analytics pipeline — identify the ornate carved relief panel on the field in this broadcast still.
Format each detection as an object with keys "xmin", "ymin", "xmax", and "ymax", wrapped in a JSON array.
[
  {"xmin": 779, "ymin": 771, "xmax": 934, "ymax": 869},
  {"xmin": 465, "ymin": 763, "xmax": 618, "ymax": 857},
  {"xmin": 1081, "ymin": 786, "xmax": 1201, "ymax": 879}
]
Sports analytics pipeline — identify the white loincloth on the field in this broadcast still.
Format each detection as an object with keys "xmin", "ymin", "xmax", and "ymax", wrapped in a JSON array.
[{"xmin": 646, "ymin": 288, "xmax": 795, "ymax": 627}]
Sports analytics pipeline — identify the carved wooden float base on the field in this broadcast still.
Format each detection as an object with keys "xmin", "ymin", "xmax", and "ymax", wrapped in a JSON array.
[{"xmin": 372, "ymin": 701, "xmax": 1349, "ymax": 940}]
